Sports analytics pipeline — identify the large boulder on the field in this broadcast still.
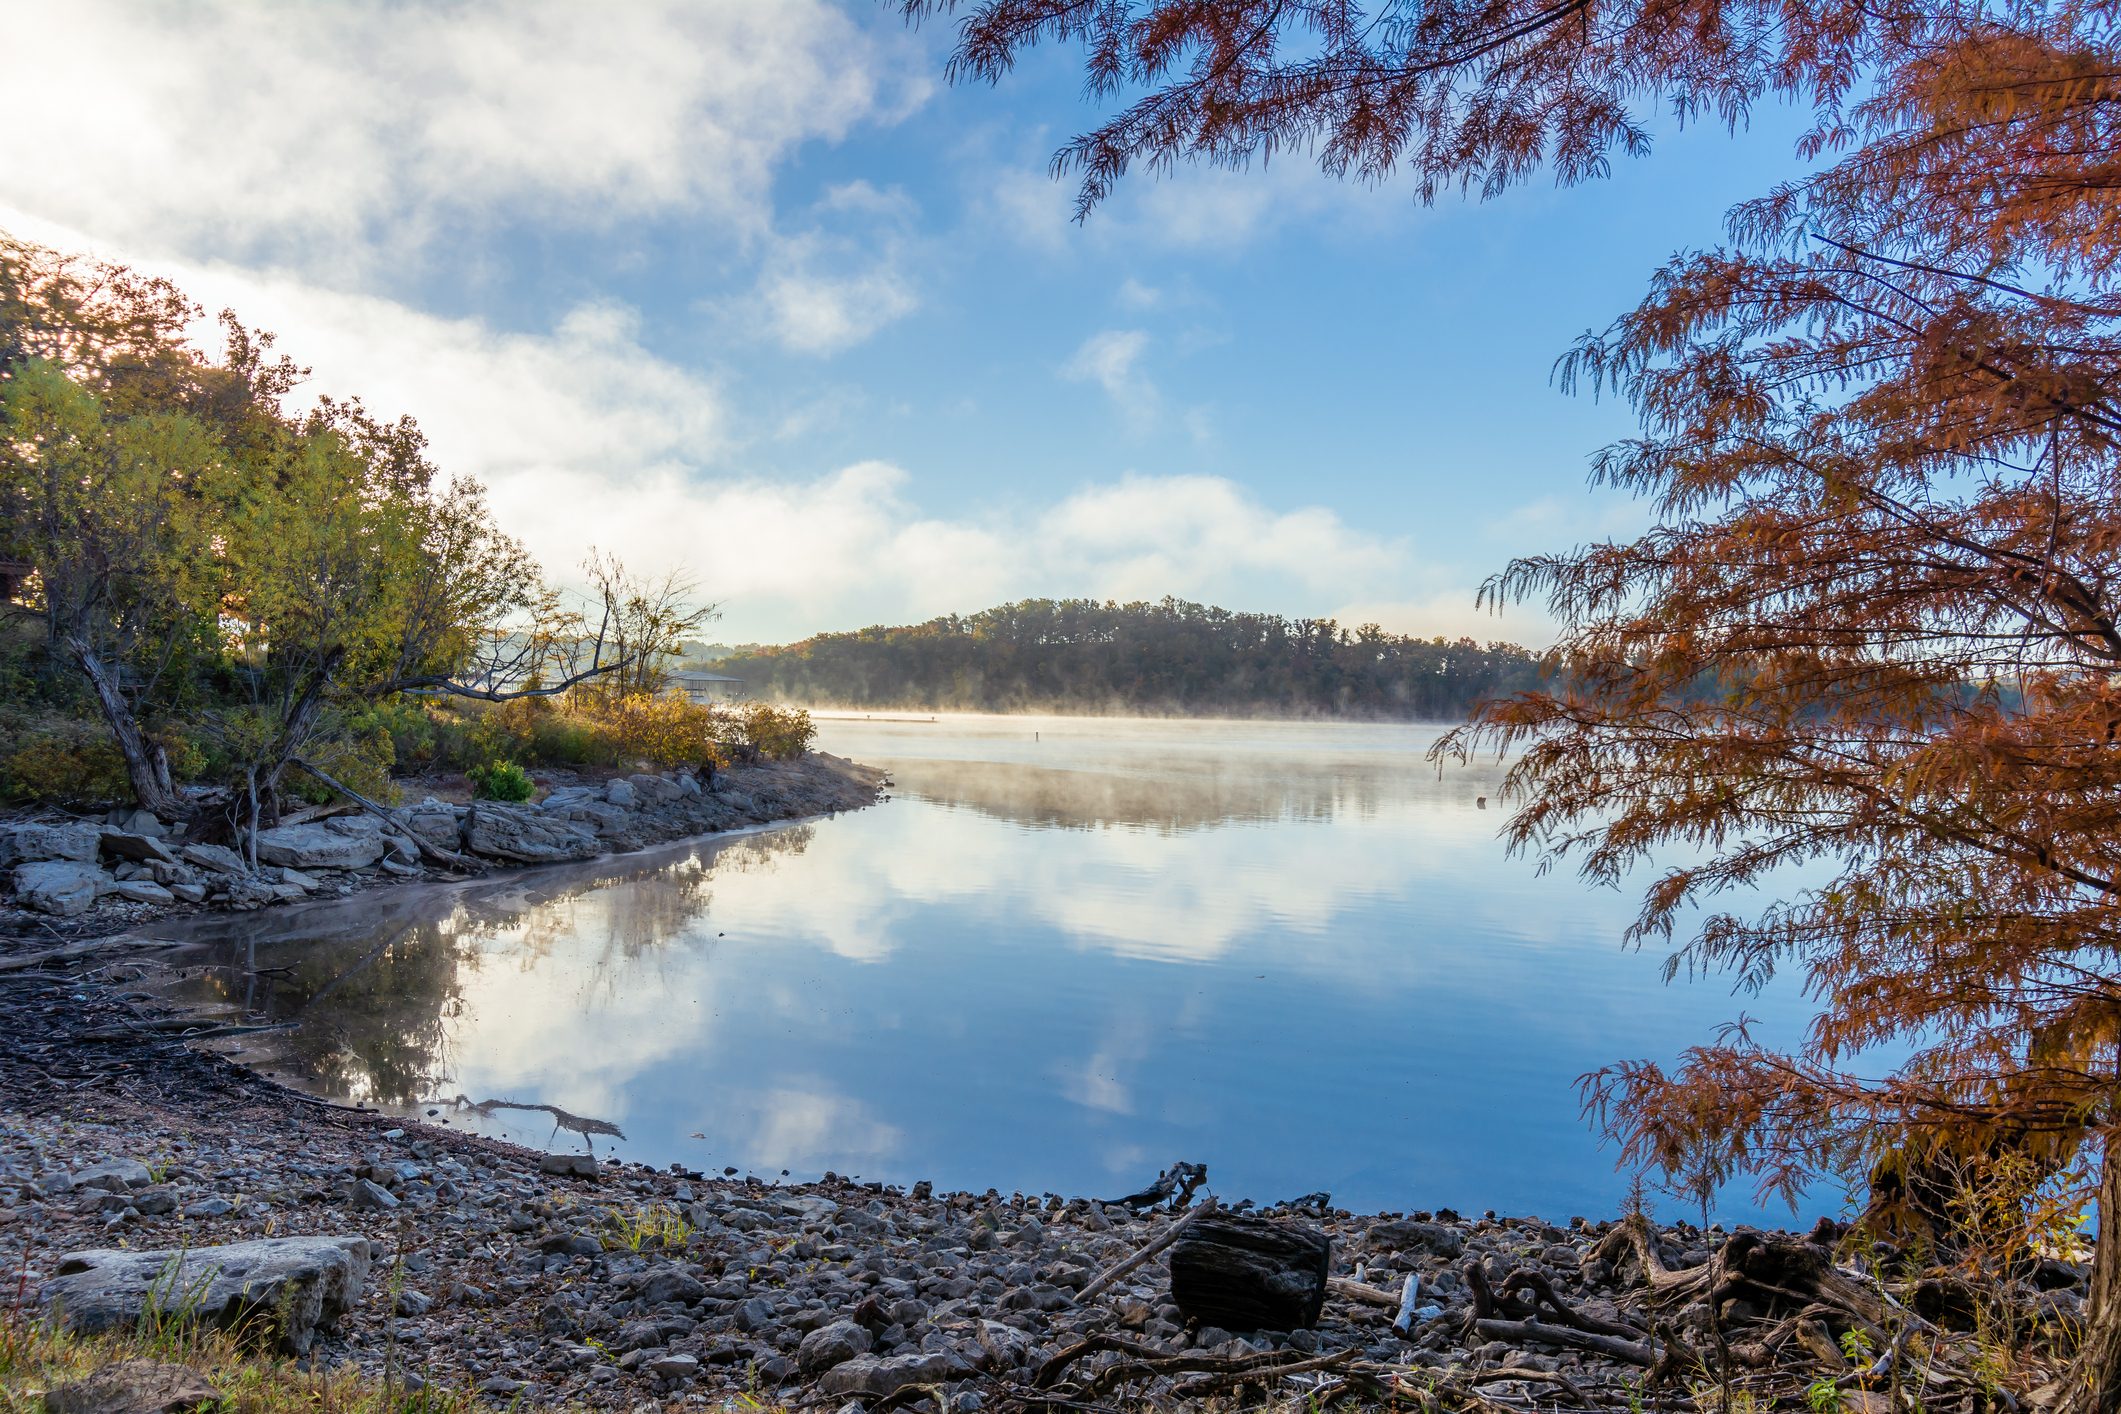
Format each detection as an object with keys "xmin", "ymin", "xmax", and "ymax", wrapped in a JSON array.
[
  {"xmin": 1, "ymin": 821, "xmax": 102, "ymax": 867},
  {"xmin": 628, "ymin": 772, "xmax": 681, "ymax": 803},
  {"xmin": 41, "ymin": 1236, "xmax": 371, "ymax": 1353},
  {"xmin": 462, "ymin": 803, "xmax": 600, "ymax": 864},
  {"xmin": 395, "ymin": 801, "xmax": 463, "ymax": 854},
  {"xmin": 12, "ymin": 860, "xmax": 111, "ymax": 916},
  {"xmin": 253, "ymin": 818, "xmax": 384, "ymax": 871}
]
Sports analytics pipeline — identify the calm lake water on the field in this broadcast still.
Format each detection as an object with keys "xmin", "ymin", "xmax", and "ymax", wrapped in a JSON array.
[{"xmin": 155, "ymin": 715, "xmax": 1827, "ymax": 1224}]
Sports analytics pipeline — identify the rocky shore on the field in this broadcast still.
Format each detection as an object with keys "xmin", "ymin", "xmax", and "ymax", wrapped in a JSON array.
[
  {"xmin": 0, "ymin": 997, "xmax": 1759, "ymax": 1412},
  {"xmin": 0, "ymin": 752, "xmax": 887, "ymax": 928}
]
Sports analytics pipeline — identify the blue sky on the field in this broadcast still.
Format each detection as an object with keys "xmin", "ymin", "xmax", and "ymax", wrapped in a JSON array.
[{"xmin": 1, "ymin": 1, "xmax": 1814, "ymax": 646}]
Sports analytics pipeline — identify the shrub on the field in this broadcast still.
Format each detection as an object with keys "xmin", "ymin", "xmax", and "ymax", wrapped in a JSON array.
[
  {"xmin": 731, "ymin": 702, "xmax": 816, "ymax": 761},
  {"xmin": 288, "ymin": 717, "xmax": 398, "ymax": 805},
  {"xmin": 0, "ymin": 723, "xmax": 130, "ymax": 805},
  {"xmin": 466, "ymin": 759, "xmax": 534, "ymax": 802},
  {"xmin": 572, "ymin": 691, "xmax": 724, "ymax": 769}
]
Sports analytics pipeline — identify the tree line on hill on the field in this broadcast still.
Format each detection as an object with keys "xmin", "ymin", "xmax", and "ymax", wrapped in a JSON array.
[{"xmin": 715, "ymin": 598, "xmax": 1547, "ymax": 718}]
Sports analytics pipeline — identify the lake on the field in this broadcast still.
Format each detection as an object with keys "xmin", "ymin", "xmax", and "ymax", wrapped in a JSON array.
[{"xmin": 154, "ymin": 715, "xmax": 1826, "ymax": 1224}]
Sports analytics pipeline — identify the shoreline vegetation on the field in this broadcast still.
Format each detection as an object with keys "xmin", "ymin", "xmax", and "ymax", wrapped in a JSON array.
[
  {"xmin": 0, "ymin": 232, "xmax": 849, "ymax": 930},
  {"xmin": 712, "ymin": 599, "xmax": 1550, "ymax": 721}
]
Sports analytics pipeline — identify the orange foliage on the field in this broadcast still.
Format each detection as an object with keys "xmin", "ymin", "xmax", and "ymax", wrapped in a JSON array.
[{"xmin": 921, "ymin": 0, "xmax": 2121, "ymax": 1397}]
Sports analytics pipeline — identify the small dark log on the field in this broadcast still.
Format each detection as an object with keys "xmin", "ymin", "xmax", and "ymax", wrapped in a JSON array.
[
  {"xmin": 1109, "ymin": 1160, "xmax": 1208, "ymax": 1211},
  {"xmin": 1169, "ymin": 1213, "xmax": 1330, "ymax": 1331}
]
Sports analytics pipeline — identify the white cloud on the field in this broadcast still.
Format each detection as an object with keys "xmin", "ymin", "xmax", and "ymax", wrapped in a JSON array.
[
  {"xmin": 0, "ymin": 0, "xmax": 926, "ymax": 276},
  {"xmin": 1117, "ymin": 278, "xmax": 1163, "ymax": 311},
  {"xmin": 1, "ymin": 207, "xmax": 1474, "ymax": 644},
  {"xmin": 1063, "ymin": 329, "xmax": 1159, "ymax": 427},
  {"xmin": 989, "ymin": 158, "xmax": 1412, "ymax": 256},
  {"xmin": 746, "ymin": 182, "xmax": 923, "ymax": 355}
]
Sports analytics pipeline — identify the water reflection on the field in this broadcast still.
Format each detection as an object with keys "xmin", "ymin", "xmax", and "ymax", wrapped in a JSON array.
[
  {"xmin": 149, "ymin": 719, "xmax": 1825, "ymax": 1222},
  {"xmin": 156, "ymin": 829, "xmax": 812, "ymax": 1109}
]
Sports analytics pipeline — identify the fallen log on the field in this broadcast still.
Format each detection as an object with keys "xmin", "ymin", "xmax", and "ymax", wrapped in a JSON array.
[
  {"xmin": 1473, "ymin": 1317, "xmax": 1659, "ymax": 1366},
  {"xmin": 292, "ymin": 758, "xmax": 485, "ymax": 872},
  {"xmin": 1169, "ymin": 1211, "xmax": 1331, "ymax": 1332}
]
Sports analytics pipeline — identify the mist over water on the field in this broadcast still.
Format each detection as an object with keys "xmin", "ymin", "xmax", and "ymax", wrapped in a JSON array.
[{"xmin": 155, "ymin": 715, "xmax": 1827, "ymax": 1223}]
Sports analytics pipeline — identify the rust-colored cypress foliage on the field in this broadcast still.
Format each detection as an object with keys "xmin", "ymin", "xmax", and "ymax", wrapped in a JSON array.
[{"xmin": 912, "ymin": 0, "xmax": 2121, "ymax": 1401}]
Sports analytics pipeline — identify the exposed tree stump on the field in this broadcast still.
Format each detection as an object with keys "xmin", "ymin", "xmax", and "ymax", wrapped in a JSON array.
[{"xmin": 1168, "ymin": 1213, "xmax": 1330, "ymax": 1331}]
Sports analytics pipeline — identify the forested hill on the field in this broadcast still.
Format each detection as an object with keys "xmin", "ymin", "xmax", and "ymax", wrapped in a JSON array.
[{"xmin": 715, "ymin": 599, "xmax": 1548, "ymax": 719}]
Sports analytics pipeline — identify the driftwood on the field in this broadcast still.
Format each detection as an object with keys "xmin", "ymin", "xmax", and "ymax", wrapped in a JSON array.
[
  {"xmin": 0, "ymin": 936, "xmax": 178, "ymax": 974},
  {"xmin": 1107, "ymin": 1160, "xmax": 1207, "ymax": 1212},
  {"xmin": 1169, "ymin": 1211, "xmax": 1331, "ymax": 1331},
  {"xmin": 1395, "ymin": 1271, "xmax": 1423, "ymax": 1331},
  {"xmin": 1326, "ymin": 1275, "xmax": 1401, "ymax": 1307},
  {"xmin": 1075, "ymin": 1198, "xmax": 1217, "ymax": 1304},
  {"xmin": 1472, "ymin": 1317, "xmax": 1658, "ymax": 1366}
]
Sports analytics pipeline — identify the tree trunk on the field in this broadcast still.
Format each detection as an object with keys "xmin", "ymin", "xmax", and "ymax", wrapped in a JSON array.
[
  {"xmin": 63, "ymin": 634, "xmax": 178, "ymax": 817},
  {"xmin": 2063, "ymin": 1137, "xmax": 2121, "ymax": 1413}
]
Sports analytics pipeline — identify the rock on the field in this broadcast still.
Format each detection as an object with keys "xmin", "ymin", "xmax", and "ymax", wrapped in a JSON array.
[
  {"xmin": 818, "ymin": 1352, "xmax": 957, "ymax": 1398},
  {"xmin": 573, "ymin": 801, "xmax": 633, "ymax": 836},
  {"xmin": 168, "ymin": 882, "xmax": 208, "ymax": 905},
  {"xmin": 44, "ymin": 1360, "xmax": 220, "ymax": 1414},
  {"xmin": 273, "ymin": 866, "xmax": 319, "ymax": 891},
  {"xmin": 111, "ymin": 808, "xmax": 168, "ymax": 837},
  {"xmin": 220, "ymin": 877, "xmax": 279, "ymax": 910},
  {"xmin": 539, "ymin": 1153, "xmax": 599, "ymax": 1178},
  {"xmin": 177, "ymin": 844, "xmax": 247, "ymax": 877},
  {"xmin": 13, "ymin": 860, "xmax": 112, "ymax": 916},
  {"xmin": 639, "ymin": 1269, "xmax": 707, "ymax": 1306},
  {"xmin": 182, "ymin": 1198, "xmax": 234, "ymax": 1219},
  {"xmin": 351, "ymin": 1179, "xmax": 399, "ymax": 1210},
  {"xmin": 382, "ymin": 833, "xmax": 421, "ymax": 865},
  {"xmin": 974, "ymin": 1321, "xmax": 1032, "ymax": 1370},
  {"xmin": 253, "ymin": 822, "xmax": 384, "ymax": 871},
  {"xmin": 41, "ymin": 1235, "xmax": 371, "ymax": 1353},
  {"xmin": 106, "ymin": 880, "xmax": 175, "ymax": 905},
  {"xmin": 799, "ymin": 1320, "xmax": 874, "ymax": 1372},
  {"xmin": 395, "ymin": 1289, "xmax": 433, "ymax": 1316},
  {"xmin": 72, "ymin": 1160, "xmax": 153, "ymax": 1192},
  {"xmin": 602, "ymin": 780, "xmax": 638, "ymax": 808},
  {"xmin": 2, "ymin": 821, "xmax": 102, "ymax": 866},
  {"xmin": 476, "ymin": 1376, "xmax": 524, "ymax": 1397},
  {"xmin": 131, "ymin": 1187, "xmax": 177, "ymax": 1216},
  {"xmin": 397, "ymin": 803, "xmax": 463, "ymax": 854},
  {"xmin": 1368, "ymin": 1219, "xmax": 1466, "ymax": 1260},
  {"xmin": 462, "ymin": 804, "xmax": 600, "ymax": 864},
  {"xmin": 647, "ymin": 1353, "xmax": 700, "ymax": 1381},
  {"xmin": 100, "ymin": 831, "xmax": 178, "ymax": 866},
  {"xmin": 736, "ymin": 1296, "xmax": 777, "ymax": 1333}
]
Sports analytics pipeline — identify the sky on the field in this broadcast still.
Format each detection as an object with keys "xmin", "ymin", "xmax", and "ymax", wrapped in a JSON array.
[{"xmin": 0, "ymin": 0, "xmax": 1817, "ymax": 648}]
